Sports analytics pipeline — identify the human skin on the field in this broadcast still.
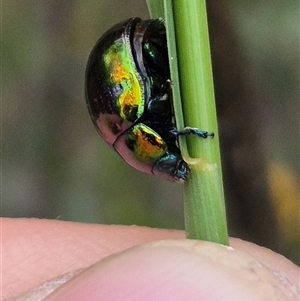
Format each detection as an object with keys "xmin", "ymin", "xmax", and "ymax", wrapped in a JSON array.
[{"xmin": 2, "ymin": 218, "xmax": 299, "ymax": 301}]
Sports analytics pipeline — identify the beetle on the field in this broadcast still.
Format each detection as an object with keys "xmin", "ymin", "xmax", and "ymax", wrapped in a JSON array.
[{"xmin": 85, "ymin": 17, "xmax": 213, "ymax": 182}]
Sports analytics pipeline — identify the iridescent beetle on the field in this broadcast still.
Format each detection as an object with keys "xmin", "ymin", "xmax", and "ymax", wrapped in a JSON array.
[{"xmin": 85, "ymin": 18, "xmax": 213, "ymax": 182}]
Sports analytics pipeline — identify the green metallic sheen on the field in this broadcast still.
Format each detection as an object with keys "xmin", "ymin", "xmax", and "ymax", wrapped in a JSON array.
[
  {"xmin": 85, "ymin": 18, "xmax": 192, "ymax": 182},
  {"xmin": 102, "ymin": 36, "xmax": 145, "ymax": 122}
]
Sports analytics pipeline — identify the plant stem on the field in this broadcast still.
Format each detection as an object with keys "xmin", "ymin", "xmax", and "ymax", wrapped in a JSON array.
[{"xmin": 147, "ymin": 0, "xmax": 228, "ymax": 245}]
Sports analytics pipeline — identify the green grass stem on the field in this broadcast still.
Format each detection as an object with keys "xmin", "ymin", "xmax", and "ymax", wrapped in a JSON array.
[{"xmin": 147, "ymin": 0, "xmax": 228, "ymax": 245}]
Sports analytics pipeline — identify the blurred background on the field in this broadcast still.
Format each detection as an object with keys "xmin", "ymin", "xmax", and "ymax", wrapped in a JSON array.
[{"xmin": 2, "ymin": 0, "xmax": 299, "ymax": 264}]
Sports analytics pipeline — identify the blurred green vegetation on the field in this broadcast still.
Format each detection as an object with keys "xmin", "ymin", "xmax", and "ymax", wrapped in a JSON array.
[{"xmin": 2, "ymin": 0, "xmax": 299, "ymax": 263}]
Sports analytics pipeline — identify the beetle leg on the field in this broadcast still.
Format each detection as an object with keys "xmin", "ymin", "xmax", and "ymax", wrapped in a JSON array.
[
  {"xmin": 147, "ymin": 93, "xmax": 170, "ymax": 115},
  {"xmin": 170, "ymin": 127, "xmax": 215, "ymax": 138},
  {"xmin": 161, "ymin": 79, "xmax": 172, "ymax": 93},
  {"xmin": 146, "ymin": 79, "xmax": 172, "ymax": 116}
]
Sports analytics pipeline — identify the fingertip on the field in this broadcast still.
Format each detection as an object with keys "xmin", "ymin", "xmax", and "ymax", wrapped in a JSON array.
[{"xmin": 44, "ymin": 240, "xmax": 297, "ymax": 301}]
